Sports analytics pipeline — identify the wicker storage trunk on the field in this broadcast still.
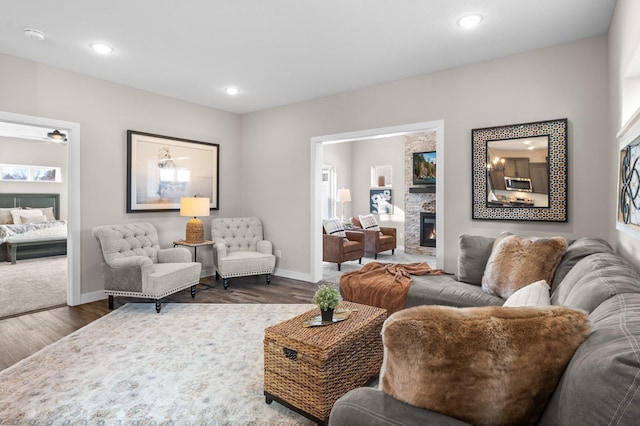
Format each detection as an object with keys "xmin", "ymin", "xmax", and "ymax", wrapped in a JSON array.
[{"xmin": 264, "ymin": 301, "xmax": 386, "ymax": 424}]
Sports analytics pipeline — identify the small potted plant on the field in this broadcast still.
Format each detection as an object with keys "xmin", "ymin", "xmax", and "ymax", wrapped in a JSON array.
[{"xmin": 313, "ymin": 283, "xmax": 342, "ymax": 322}]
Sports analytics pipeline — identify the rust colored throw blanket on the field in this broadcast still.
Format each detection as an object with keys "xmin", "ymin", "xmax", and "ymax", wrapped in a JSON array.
[{"xmin": 339, "ymin": 262, "xmax": 445, "ymax": 315}]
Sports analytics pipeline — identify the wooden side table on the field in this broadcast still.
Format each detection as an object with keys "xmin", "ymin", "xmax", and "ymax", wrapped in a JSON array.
[
  {"xmin": 173, "ymin": 240, "xmax": 214, "ymax": 287},
  {"xmin": 172, "ymin": 240, "xmax": 214, "ymax": 263}
]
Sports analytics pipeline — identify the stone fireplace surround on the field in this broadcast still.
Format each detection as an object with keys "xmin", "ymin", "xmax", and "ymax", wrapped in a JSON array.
[{"xmin": 405, "ymin": 132, "xmax": 436, "ymax": 256}]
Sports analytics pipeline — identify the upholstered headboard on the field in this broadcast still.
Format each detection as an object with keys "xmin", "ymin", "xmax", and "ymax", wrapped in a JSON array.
[{"xmin": 0, "ymin": 193, "xmax": 61, "ymax": 220}]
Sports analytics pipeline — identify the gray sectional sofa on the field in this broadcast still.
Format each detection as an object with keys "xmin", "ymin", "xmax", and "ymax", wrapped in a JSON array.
[{"xmin": 329, "ymin": 236, "xmax": 640, "ymax": 425}]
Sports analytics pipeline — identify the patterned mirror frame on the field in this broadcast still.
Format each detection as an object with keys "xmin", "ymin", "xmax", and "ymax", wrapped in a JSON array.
[{"xmin": 472, "ymin": 118, "xmax": 568, "ymax": 222}]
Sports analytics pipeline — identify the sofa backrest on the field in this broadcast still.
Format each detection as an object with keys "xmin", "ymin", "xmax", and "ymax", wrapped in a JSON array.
[
  {"xmin": 551, "ymin": 237, "xmax": 613, "ymax": 291},
  {"xmin": 92, "ymin": 223, "xmax": 160, "ymax": 265},
  {"xmin": 541, "ymin": 244, "xmax": 640, "ymax": 425},
  {"xmin": 211, "ymin": 217, "xmax": 264, "ymax": 253}
]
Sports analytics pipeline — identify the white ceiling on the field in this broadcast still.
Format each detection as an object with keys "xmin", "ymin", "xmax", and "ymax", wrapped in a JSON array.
[{"xmin": 0, "ymin": 0, "xmax": 616, "ymax": 115}]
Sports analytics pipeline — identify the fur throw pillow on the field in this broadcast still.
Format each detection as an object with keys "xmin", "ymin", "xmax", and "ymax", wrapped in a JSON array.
[
  {"xmin": 379, "ymin": 305, "xmax": 591, "ymax": 426},
  {"xmin": 482, "ymin": 235, "xmax": 567, "ymax": 298}
]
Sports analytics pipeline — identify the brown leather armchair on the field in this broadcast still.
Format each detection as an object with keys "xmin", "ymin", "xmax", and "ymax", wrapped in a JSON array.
[
  {"xmin": 322, "ymin": 227, "xmax": 364, "ymax": 271},
  {"xmin": 351, "ymin": 216, "xmax": 397, "ymax": 259}
]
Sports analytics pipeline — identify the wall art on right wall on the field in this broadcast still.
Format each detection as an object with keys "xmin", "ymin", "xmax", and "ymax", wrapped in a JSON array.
[{"xmin": 618, "ymin": 107, "xmax": 640, "ymax": 240}]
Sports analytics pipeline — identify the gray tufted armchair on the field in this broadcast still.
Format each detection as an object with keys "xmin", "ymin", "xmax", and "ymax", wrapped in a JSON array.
[
  {"xmin": 211, "ymin": 217, "xmax": 276, "ymax": 289},
  {"xmin": 92, "ymin": 223, "xmax": 202, "ymax": 312}
]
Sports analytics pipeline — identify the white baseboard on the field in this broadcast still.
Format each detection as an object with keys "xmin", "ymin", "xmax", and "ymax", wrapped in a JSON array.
[
  {"xmin": 73, "ymin": 269, "xmax": 311, "ymax": 306},
  {"xmin": 273, "ymin": 268, "xmax": 313, "ymax": 283},
  {"xmin": 79, "ymin": 290, "xmax": 107, "ymax": 305}
]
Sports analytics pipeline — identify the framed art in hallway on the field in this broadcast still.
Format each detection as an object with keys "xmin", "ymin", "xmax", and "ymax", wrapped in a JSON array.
[{"xmin": 126, "ymin": 130, "xmax": 219, "ymax": 212}]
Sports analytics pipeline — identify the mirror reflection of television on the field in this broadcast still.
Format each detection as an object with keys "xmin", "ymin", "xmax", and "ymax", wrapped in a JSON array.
[{"xmin": 413, "ymin": 151, "xmax": 436, "ymax": 185}]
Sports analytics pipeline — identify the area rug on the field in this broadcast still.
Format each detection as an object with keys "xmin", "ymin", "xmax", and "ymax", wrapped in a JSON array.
[
  {"xmin": 0, "ymin": 303, "xmax": 317, "ymax": 425},
  {"xmin": 0, "ymin": 255, "xmax": 66, "ymax": 319}
]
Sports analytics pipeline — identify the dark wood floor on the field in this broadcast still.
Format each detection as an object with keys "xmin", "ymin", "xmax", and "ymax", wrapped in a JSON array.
[{"xmin": 0, "ymin": 275, "xmax": 317, "ymax": 371}]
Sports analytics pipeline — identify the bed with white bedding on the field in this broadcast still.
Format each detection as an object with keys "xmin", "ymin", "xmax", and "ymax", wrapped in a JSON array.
[{"xmin": 0, "ymin": 193, "xmax": 67, "ymax": 263}]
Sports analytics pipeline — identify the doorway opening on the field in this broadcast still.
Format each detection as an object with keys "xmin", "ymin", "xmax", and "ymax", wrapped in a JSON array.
[
  {"xmin": 310, "ymin": 120, "xmax": 445, "ymax": 283},
  {"xmin": 0, "ymin": 111, "xmax": 81, "ymax": 307}
]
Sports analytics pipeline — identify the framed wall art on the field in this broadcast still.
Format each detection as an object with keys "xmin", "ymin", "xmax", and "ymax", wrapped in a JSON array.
[
  {"xmin": 370, "ymin": 189, "xmax": 393, "ymax": 214},
  {"xmin": 126, "ymin": 130, "xmax": 219, "ymax": 212},
  {"xmin": 617, "ymin": 107, "xmax": 640, "ymax": 240}
]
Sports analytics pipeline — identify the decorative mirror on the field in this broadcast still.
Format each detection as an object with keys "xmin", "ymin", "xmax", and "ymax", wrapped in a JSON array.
[{"xmin": 472, "ymin": 118, "xmax": 567, "ymax": 221}]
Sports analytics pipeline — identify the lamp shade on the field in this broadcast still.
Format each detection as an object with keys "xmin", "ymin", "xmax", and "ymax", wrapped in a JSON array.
[
  {"xmin": 336, "ymin": 188, "xmax": 351, "ymax": 203},
  {"xmin": 180, "ymin": 197, "xmax": 210, "ymax": 217}
]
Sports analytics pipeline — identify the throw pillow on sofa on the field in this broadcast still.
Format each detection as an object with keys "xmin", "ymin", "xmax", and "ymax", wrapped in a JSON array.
[
  {"xmin": 482, "ymin": 234, "xmax": 567, "ymax": 298},
  {"xmin": 456, "ymin": 234, "xmax": 502, "ymax": 285},
  {"xmin": 358, "ymin": 214, "xmax": 381, "ymax": 232},
  {"xmin": 502, "ymin": 280, "xmax": 550, "ymax": 307},
  {"xmin": 379, "ymin": 305, "xmax": 591, "ymax": 426}
]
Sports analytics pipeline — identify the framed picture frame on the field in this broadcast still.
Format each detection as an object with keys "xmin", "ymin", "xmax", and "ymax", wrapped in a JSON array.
[
  {"xmin": 471, "ymin": 118, "xmax": 567, "ymax": 222},
  {"xmin": 617, "ymin": 106, "xmax": 640, "ymax": 241},
  {"xmin": 126, "ymin": 130, "xmax": 219, "ymax": 212},
  {"xmin": 370, "ymin": 189, "xmax": 393, "ymax": 214}
]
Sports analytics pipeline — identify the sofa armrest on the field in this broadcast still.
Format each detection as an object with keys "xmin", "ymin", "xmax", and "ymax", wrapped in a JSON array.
[
  {"xmin": 158, "ymin": 247, "xmax": 192, "ymax": 263},
  {"xmin": 323, "ymin": 234, "xmax": 344, "ymax": 252},
  {"xmin": 257, "ymin": 240, "xmax": 273, "ymax": 254},
  {"xmin": 329, "ymin": 387, "xmax": 471, "ymax": 426},
  {"xmin": 380, "ymin": 227, "xmax": 396, "ymax": 238},
  {"xmin": 214, "ymin": 242, "xmax": 228, "ymax": 259},
  {"xmin": 108, "ymin": 256, "xmax": 153, "ymax": 268}
]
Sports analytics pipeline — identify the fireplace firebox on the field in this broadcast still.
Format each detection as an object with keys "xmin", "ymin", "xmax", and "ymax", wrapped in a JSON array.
[{"xmin": 420, "ymin": 212, "xmax": 436, "ymax": 247}]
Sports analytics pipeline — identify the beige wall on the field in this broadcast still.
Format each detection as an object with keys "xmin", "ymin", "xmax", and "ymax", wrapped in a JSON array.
[
  {"xmin": 242, "ymin": 35, "xmax": 610, "ymax": 274},
  {"xmin": 609, "ymin": 0, "xmax": 640, "ymax": 271},
  {"xmin": 352, "ymin": 136, "xmax": 405, "ymax": 234},
  {"xmin": 322, "ymin": 142, "xmax": 353, "ymax": 220},
  {"xmin": 0, "ymin": 53, "xmax": 242, "ymax": 296}
]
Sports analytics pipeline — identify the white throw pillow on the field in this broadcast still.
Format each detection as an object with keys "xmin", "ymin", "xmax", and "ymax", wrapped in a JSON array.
[
  {"xmin": 502, "ymin": 280, "xmax": 551, "ymax": 307},
  {"xmin": 323, "ymin": 219, "xmax": 346, "ymax": 237},
  {"xmin": 21, "ymin": 215, "xmax": 47, "ymax": 224},
  {"xmin": 28, "ymin": 206, "xmax": 55, "ymax": 221},
  {"xmin": 11, "ymin": 209, "xmax": 43, "ymax": 225},
  {"xmin": 0, "ymin": 207, "xmax": 18, "ymax": 224},
  {"xmin": 358, "ymin": 214, "xmax": 381, "ymax": 232}
]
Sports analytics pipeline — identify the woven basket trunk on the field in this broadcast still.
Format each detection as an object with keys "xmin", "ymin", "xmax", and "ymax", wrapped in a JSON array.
[{"xmin": 264, "ymin": 302, "xmax": 386, "ymax": 422}]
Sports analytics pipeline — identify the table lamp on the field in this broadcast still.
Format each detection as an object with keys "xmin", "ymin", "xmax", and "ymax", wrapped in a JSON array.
[
  {"xmin": 180, "ymin": 196, "xmax": 210, "ymax": 243},
  {"xmin": 336, "ymin": 188, "xmax": 351, "ymax": 223}
]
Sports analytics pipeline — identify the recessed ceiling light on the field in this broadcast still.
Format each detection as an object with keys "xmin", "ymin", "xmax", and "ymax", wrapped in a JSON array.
[
  {"xmin": 90, "ymin": 43, "xmax": 114, "ymax": 55},
  {"xmin": 24, "ymin": 28, "xmax": 45, "ymax": 42},
  {"xmin": 527, "ymin": 146, "xmax": 534, "ymax": 150},
  {"xmin": 524, "ymin": 140, "xmax": 531, "ymax": 145},
  {"xmin": 225, "ymin": 87, "xmax": 240, "ymax": 96},
  {"xmin": 458, "ymin": 14, "xmax": 483, "ymax": 29}
]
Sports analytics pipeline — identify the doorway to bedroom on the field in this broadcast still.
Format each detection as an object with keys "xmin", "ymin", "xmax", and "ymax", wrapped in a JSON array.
[{"xmin": 0, "ymin": 112, "xmax": 81, "ymax": 319}]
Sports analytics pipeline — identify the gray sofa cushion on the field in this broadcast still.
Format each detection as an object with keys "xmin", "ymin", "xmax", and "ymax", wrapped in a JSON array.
[
  {"xmin": 406, "ymin": 274, "xmax": 503, "ymax": 308},
  {"xmin": 540, "ymin": 293, "xmax": 640, "ymax": 426},
  {"xmin": 552, "ymin": 252, "xmax": 640, "ymax": 313},
  {"xmin": 456, "ymin": 234, "xmax": 497, "ymax": 285},
  {"xmin": 329, "ymin": 387, "xmax": 472, "ymax": 426},
  {"xmin": 551, "ymin": 237, "xmax": 613, "ymax": 291}
]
